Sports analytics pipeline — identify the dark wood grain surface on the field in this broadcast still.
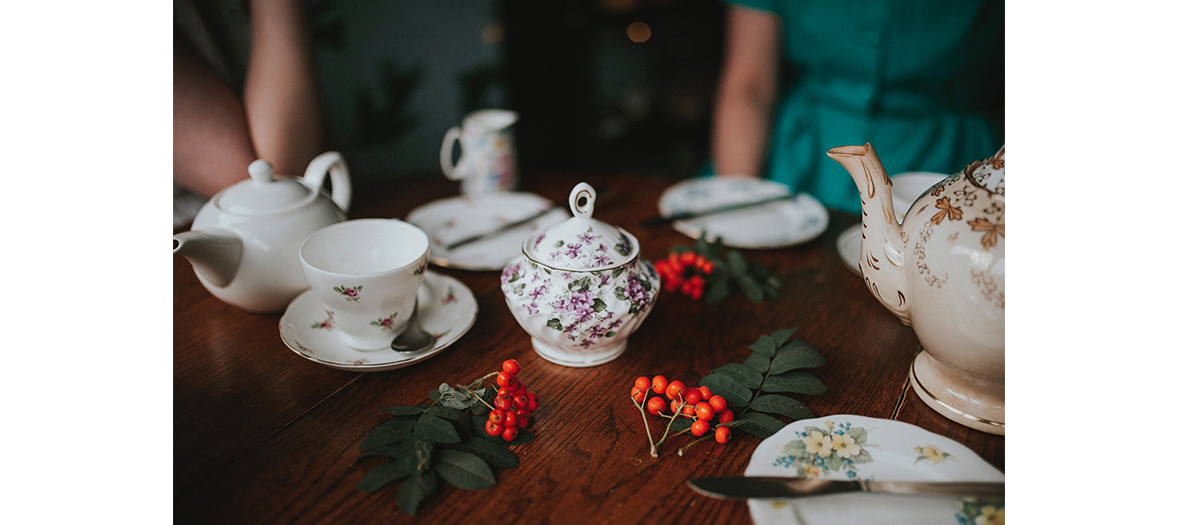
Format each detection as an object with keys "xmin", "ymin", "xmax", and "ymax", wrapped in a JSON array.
[{"xmin": 174, "ymin": 172, "xmax": 1003, "ymax": 524}]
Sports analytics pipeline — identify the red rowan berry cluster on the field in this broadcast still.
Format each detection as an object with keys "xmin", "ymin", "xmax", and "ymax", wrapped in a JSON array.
[
  {"xmin": 483, "ymin": 359, "xmax": 540, "ymax": 442},
  {"xmin": 654, "ymin": 250, "xmax": 715, "ymax": 300},
  {"xmin": 630, "ymin": 374, "xmax": 736, "ymax": 457}
]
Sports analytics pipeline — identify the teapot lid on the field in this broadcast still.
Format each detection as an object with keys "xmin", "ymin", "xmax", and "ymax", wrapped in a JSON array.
[
  {"xmin": 217, "ymin": 160, "xmax": 314, "ymax": 215},
  {"xmin": 522, "ymin": 183, "xmax": 637, "ymax": 271}
]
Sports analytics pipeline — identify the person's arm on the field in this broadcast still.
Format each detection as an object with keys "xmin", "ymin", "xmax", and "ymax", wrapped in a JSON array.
[
  {"xmin": 173, "ymin": 38, "xmax": 257, "ymax": 199},
  {"xmin": 711, "ymin": 5, "xmax": 780, "ymax": 178},
  {"xmin": 243, "ymin": 0, "xmax": 324, "ymax": 177}
]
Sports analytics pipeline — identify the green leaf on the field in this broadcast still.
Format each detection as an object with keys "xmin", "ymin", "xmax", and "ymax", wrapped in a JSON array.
[
  {"xmin": 763, "ymin": 285, "xmax": 780, "ymax": 300},
  {"xmin": 761, "ymin": 371, "xmax": 828, "ymax": 395},
  {"xmin": 360, "ymin": 419, "xmax": 415, "ymax": 450},
  {"xmin": 768, "ymin": 340, "xmax": 825, "ymax": 375},
  {"xmin": 669, "ymin": 418, "xmax": 693, "ymax": 433},
  {"xmin": 357, "ymin": 460, "xmax": 412, "ymax": 492},
  {"xmin": 712, "ymin": 363, "xmax": 763, "ymax": 390},
  {"xmin": 770, "ymin": 328, "xmax": 798, "ymax": 347},
  {"xmin": 781, "ymin": 439, "xmax": 808, "ymax": 457},
  {"xmin": 359, "ymin": 439, "xmax": 413, "ymax": 459},
  {"xmin": 704, "ymin": 279, "xmax": 731, "ymax": 304},
  {"xmin": 434, "ymin": 449, "xmax": 496, "ymax": 490},
  {"xmin": 428, "ymin": 405, "xmax": 471, "ymax": 423},
  {"xmin": 726, "ymin": 250, "xmax": 748, "ymax": 275},
  {"xmin": 547, "ymin": 318, "xmax": 563, "ymax": 331},
  {"xmin": 748, "ymin": 260, "xmax": 770, "ymax": 279},
  {"xmin": 415, "ymin": 414, "xmax": 460, "ymax": 445},
  {"xmin": 449, "ymin": 438, "xmax": 520, "ymax": 469},
  {"xmin": 614, "ymin": 287, "xmax": 627, "ymax": 301},
  {"xmin": 396, "ymin": 470, "xmax": 438, "ymax": 516},
  {"xmin": 737, "ymin": 275, "xmax": 764, "ymax": 302},
  {"xmin": 568, "ymin": 276, "xmax": 592, "ymax": 291},
  {"xmin": 745, "ymin": 353, "xmax": 770, "ymax": 374},
  {"xmin": 747, "ymin": 335, "xmax": 777, "ymax": 357},
  {"xmin": 592, "ymin": 298, "xmax": 607, "ymax": 312},
  {"xmin": 734, "ymin": 412, "xmax": 786, "ymax": 439},
  {"xmin": 380, "ymin": 406, "xmax": 427, "ymax": 416},
  {"xmin": 748, "ymin": 394, "xmax": 815, "ymax": 420},
  {"xmin": 700, "ymin": 373, "xmax": 752, "ymax": 407}
]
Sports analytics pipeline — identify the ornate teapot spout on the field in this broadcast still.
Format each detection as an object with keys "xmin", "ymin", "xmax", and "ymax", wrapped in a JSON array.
[
  {"xmin": 173, "ymin": 230, "xmax": 243, "ymax": 288},
  {"xmin": 827, "ymin": 144, "xmax": 911, "ymax": 325}
]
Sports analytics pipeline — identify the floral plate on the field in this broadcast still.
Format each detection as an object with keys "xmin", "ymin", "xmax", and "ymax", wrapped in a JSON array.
[
  {"xmin": 744, "ymin": 415, "xmax": 1003, "ymax": 525},
  {"xmin": 406, "ymin": 192, "xmax": 570, "ymax": 271},
  {"xmin": 279, "ymin": 272, "xmax": 477, "ymax": 372},
  {"xmin": 657, "ymin": 177, "xmax": 828, "ymax": 249}
]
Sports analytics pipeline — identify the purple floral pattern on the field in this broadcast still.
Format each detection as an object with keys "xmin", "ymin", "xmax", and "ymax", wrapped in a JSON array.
[
  {"xmin": 540, "ymin": 226, "xmax": 633, "ymax": 270},
  {"xmin": 502, "ymin": 257, "xmax": 656, "ymax": 349},
  {"xmin": 333, "ymin": 285, "xmax": 362, "ymax": 302}
]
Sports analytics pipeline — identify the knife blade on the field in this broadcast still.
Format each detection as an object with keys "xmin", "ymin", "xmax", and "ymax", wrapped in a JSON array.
[
  {"xmin": 687, "ymin": 477, "xmax": 1004, "ymax": 500},
  {"xmin": 639, "ymin": 193, "xmax": 798, "ymax": 228},
  {"xmin": 444, "ymin": 205, "xmax": 559, "ymax": 251}
]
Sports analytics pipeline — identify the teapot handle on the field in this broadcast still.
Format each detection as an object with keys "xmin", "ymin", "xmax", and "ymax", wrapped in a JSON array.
[{"xmin": 303, "ymin": 151, "xmax": 352, "ymax": 213}]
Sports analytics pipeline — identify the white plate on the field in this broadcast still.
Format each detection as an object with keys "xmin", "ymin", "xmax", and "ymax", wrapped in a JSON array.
[
  {"xmin": 745, "ymin": 415, "xmax": 1003, "ymax": 525},
  {"xmin": 279, "ymin": 272, "xmax": 477, "ymax": 372},
  {"xmin": 657, "ymin": 177, "xmax": 828, "ymax": 249},
  {"xmin": 406, "ymin": 192, "xmax": 571, "ymax": 271},
  {"xmin": 836, "ymin": 226, "xmax": 862, "ymax": 277}
]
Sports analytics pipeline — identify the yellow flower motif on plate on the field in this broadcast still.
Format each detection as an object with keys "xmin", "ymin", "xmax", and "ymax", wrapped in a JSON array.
[
  {"xmin": 830, "ymin": 433, "xmax": 861, "ymax": 458},
  {"xmin": 976, "ymin": 505, "xmax": 1004, "ymax": 525},
  {"xmin": 915, "ymin": 444, "xmax": 955, "ymax": 464},
  {"xmin": 803, "ymin": 431, "xmax": 832, "ymax": 458}
]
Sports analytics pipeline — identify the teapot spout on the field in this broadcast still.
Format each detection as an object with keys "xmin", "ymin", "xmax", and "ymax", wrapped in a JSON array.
[
  {"xmin": 827, "ymin": 144, "xmax": 911, "ymax": 325},
  {"xmin": 173, "ymin": 230, "xmax": 243, "ymax": 287}
]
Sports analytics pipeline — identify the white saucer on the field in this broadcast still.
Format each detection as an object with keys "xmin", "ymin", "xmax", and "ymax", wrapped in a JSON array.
[
  {"xmin": 279, "ymin": 272, "xmax": 477, "ymax": 372},
  {"xmin": 406, "ymin": 192, "xmax": 571, "ymax": 271},
  {"xmin": 745, "ymin": 415, "xmax": 1003, "ymax": 525},
  {"xmin": 837, "ymin": 226, "xmax": 862, "ymax": 277},
  {"xmin": 657, "ymin": 177, "xmax": 828, "ymax": 249}
]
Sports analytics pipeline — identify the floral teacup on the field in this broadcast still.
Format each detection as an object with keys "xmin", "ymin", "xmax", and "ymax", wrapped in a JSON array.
[{"xmin": 501, "ymin": 183, "xmax": 659, "ymax": 367}]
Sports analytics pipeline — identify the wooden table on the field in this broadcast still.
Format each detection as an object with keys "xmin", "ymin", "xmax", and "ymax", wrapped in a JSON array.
[{"xmin": 174, "ymin": 172, "xmax": 1003, "ymax": 524}]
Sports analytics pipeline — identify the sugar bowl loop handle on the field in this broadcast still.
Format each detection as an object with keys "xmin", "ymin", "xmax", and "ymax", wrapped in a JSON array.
[{"xmin": 569, "ymin": 183, "xmax": 596, "ymax": 219}]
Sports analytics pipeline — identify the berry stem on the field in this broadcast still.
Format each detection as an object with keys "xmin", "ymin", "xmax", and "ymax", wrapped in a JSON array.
[
  {"xmin": 676, "ymin": 435, "xmax": 713, "ymax": 456},
  {"xmin": 630, "ymin": 390, "xmax": 659, "ymax": 457},
  {"xmin": 654, "ymin": 393, "xmax": 685, "ymax": 448}
]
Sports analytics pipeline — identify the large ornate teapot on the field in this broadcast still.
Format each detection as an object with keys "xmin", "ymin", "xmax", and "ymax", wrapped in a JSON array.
[
  {"xmin": 828, "ymin": 144, "xmax": 1004, "ymax": 434},
  {"xmin": 501, "ymin": 183, "xmax": 660, "ymax": 367},
  {"xmin": 174, "ymin": 152, "xmax": 351, "ymax": 313}
]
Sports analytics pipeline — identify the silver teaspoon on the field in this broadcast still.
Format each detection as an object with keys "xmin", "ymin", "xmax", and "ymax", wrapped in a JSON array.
[{"xmin": 390, "ymin": 298, "xmax": 435, "ymax": 353}]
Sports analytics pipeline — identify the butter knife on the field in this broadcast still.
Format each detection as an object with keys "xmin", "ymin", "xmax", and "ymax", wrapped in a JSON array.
[
  {"xmin": 687, "ymin": 477, "xmax": 1004, "ymax": 500},
  {"xmin": 639, "ymin": 193, "xmax": 798, "ymax": 228},
  {"xmin": 444, "ymin": 205, "xmax": 559, "ymax": 250}
]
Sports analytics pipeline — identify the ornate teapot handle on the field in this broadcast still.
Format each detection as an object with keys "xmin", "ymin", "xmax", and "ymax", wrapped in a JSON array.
[{"xmin": 302, "ymin": 151, "xmax": 352, "ymax": 213}]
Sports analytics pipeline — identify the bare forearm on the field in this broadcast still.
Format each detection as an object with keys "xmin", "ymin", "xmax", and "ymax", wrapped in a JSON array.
[
  {"xmin": 244, "ymin": 0, "xmax": 324, "ymax": 176},
  {"xmin": 712, "ymin": 87, "xmax": 774, "ymax": 177}
]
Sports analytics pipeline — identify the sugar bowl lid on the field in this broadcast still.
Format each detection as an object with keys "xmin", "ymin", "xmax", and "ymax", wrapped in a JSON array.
[{"xmin": 522, "ymin": 183, "xmax": 638, "ymax": 271}]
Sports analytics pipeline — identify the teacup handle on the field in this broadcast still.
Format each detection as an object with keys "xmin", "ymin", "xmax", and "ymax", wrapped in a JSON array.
[
  {"xmin": 303, "ymin": 151, "xmax": 352, "ymax": 213},
  {"xmin": 569, "ymin": 182, "xmax": 596, "ymax": 219},
  {"xmin": 440, "ymin": 126, "xmax": 465, "ymax": 181}
]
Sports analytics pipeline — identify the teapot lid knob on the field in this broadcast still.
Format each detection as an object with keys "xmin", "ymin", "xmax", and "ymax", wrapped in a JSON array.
[
  {"xmin": 248, "ymin": 159, "xmax": 274, "ymax": 185},
  {"xmin": 569, "ymin": 182, "xmax": 596, "ymax": 219}
]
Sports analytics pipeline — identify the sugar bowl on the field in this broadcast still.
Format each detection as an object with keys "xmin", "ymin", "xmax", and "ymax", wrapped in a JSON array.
[{"xmin": 501, "ymin": 183, "xmax": 660, "ymax": 367}]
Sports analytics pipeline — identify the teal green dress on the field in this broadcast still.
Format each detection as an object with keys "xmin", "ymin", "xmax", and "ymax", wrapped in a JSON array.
[{"xmin": 718, "ymin": 0, "xmax": 1004, "ymax": 214}]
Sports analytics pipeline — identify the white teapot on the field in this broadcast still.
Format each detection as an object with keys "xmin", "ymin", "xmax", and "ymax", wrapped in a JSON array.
[
  {"xmin": 501, "ymin": 183, "xmax": 660, "ymax": 367},
  {"xmin": 828, "ymin": 144, "xmax": 1004, "ymax": 434},
  {"xmin": 174, "ymin": 152, "xmax": 351, "ymax": 313}
]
